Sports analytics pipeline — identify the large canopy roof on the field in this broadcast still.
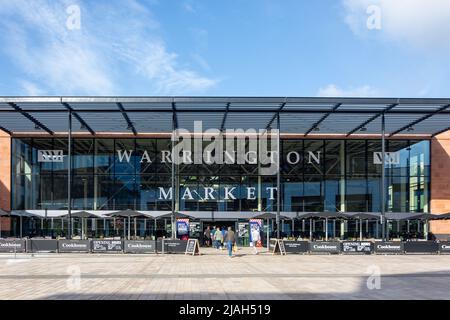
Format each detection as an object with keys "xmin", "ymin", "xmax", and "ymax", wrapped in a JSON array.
[{"xmin": 1, "ymin": 96, "xmax": 450, "ymax": 136}]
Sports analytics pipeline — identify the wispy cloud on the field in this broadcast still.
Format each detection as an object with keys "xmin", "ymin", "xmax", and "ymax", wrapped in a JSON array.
[
  {"xmin": 0, "ymin": 0, "xmax": 217, "ymax": 95},
  {"xmin": 342, "ymin": 0, "xmax": 450, "ymax": 51},
  {"xmin": 317, "ymin": 84, "xmax": 380, "ymax": 97}
]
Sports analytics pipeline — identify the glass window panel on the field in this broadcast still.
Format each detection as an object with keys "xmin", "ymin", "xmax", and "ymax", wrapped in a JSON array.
[
  {"xmin": 325, "ymin": 140, "xmax": 344, "ymax": 175},
  {"xmin": 346, "ymin": 140, "xmax": 366, "ymax": 176},
  {"xmin": 241, "ymin": 176, "xmax": 258, "ymax": 211},
  {"xmin": 283, "ymin": 176, "xmax": 303, "ymax": 212},
  {"xmin": 387, "ymin": 175, "xmax": 409, "ymax": 212},
  {"xmin": 324, "ymin": 175, "xmax": 343, "ymax": 212},
  {"xmin": 39, "ymin": 175, "xmax": 53, "ymax": 209},
  {"xmin": 346, "ymin": 176, "xmax": 368, "ymax": 212},
  {"xmin": 409, "ymin": 140, "xmax": 430, "ymax": 177},
  {"xmin": 115, "ymin": 139, "xmax": 136, "ymax": 175},
  {"xmin": 261, "ymin": 176, "xmax": 277, "ymax": 211},
  {"xmin": 282, "ymin": 140, "xmax": 303, "ymax": 175},
  {"xmin": 197, "ymin": 176, "xmax": 219, "ymax": 211},
  {"xmin": 73, "ymin": 139, "xmax": 94, "ymax": 175},
  {"xmin": 219, "ymin": 176, "xmax": 241, "ymax": 211},
  {"xmin": 53, "ymin": 138, "xmax": 68, "ymax": 173},
  {"xmin": 33, "ymin": 139, "xmax": 53, "ymax": 175},
  {"xmin": 367, "ymin": 140, "xmax": 382, "ymax": 175},
  {"xmin": 304, "ymin": 140, "xmax": 324, "ymax": 175},
  {"xmin": 387, "ymin": 140, "xmax": 409, "ymax": 176},
  {"xmin": 95, "ymin": 175, "xmax": 115, "ymax": 210},
  {"xmin": 115, "ymin": 175, "xmax": 137, "ymax": 210},
  {"xmin": 179, "ymin": 175, "xmax": 199, "ymax": 211},
  {"xmin": 137, "ymin": 175, "xmax": 158, "ymax": 210},
  {"xmin": 95, "ymin": 139, "xmax": 114, "ymax": 174},
  {"xmin": 136, "ymin": 139, "xmax": 157, "ymax": 174},
  {"xmin": 72, "ymin": 175, "xmax": 94, "ymax": 210},
  {"xmin": 367, "ymin": 176, "xmax": 381, "ymax": 212},
  {"xmin": 53, "ymin": 175, "xmax": 68, "ymax": 209},
  {"xmin": 303, "ymin": 175, "xmax": 323, "ymax": 211},
  {"xmin": 156, "ymin": 139, "xmax": 172, "ymax": 174}
]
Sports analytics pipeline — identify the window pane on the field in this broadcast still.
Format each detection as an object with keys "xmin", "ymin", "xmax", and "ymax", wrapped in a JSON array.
[
  {"xmin": 95, "ymin": 139, "xmax": 114, "ymax": 174},
  {"xmin": 115, "ymin": 139, "xmax": 136, "ymax": 175},
  {"xmin": 73, "ymin": 139, "xmax": 94, "ymax": 175},
  {"xmin": 304, "ymin": 140, "xmax": 323, "ymax": 175},
  {"xmin": 346, "ymin": 140, "xmax": 366, "ymax": 176},
  {"xmin": 325, "ymin": 140, "xmax": 344, "ymax": 175}
]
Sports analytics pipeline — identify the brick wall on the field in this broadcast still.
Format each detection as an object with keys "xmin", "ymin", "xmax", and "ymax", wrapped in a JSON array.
[
  {"xmin": 0, "ymin": 131, "xmax": 11, "ymax": 211},
  {"xmin": 430, "ymin": 131, "xmax": 450, "ymax": 234}
]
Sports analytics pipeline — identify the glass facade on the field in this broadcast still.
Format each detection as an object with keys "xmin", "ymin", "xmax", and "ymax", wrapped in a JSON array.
[{"xmin": 11, "ymin": 138, "xmax": 430, "ymax": 213}]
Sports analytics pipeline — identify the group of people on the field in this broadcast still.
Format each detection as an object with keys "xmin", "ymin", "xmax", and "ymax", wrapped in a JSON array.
[{"xmin": 203, "ymin": 225, "xmax": 261, "ymax": 257}]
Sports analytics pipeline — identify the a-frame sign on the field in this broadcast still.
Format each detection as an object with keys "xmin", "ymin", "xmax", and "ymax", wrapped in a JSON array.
[
  {"xmin": 185, "ymin": 238, "xmax": 201, "ymax": 255},
  {"xmin": 271, "ymin": 239, "xmax": 287, "ymax": 255}
]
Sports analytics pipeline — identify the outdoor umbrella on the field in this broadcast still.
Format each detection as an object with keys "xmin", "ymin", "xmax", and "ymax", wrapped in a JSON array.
[
  {"xmin": 155, "ymin": 212, "xmax": 194, "ymax": 239},
  {"xmin": 346, "ymin": 212, "xmax": 380, "ymax": 241},
  {"xmin": 106, "ymin": 210, "xmax": 144, "ymax": 240},
  {"xmin": 252, "ymin": 212, "xmax": 289, "ymax": 247},
  {"xmin": 297, "ymin": 212, "xmax": 349, "ymax": 241},
  {"xmin": 59, "ymin": 211, "xmax": 100, "ymax": 240}
]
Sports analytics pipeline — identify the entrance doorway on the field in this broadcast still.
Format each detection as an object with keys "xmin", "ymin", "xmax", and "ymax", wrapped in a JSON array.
[{"xmin": 200, "ymin": 220, "xmax": 237, "ymax": 247}]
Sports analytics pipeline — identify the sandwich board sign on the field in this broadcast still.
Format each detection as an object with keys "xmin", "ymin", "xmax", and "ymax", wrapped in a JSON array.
[
  {"xmin": 185, "ymin": 238, "xmax": 200, "ymax": 255},
  {"xmin": 271, "ymin": 239, "xmax": 286, "ymax": 255}
]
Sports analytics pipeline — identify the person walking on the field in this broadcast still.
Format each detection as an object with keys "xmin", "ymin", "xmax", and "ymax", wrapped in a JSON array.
[
  {"xmin": 214, "ymin": 227, "xmax": 223, "ymax": 249},
  {"xmin": 251, "ymin": 226, "xmax": 261, "ymax": 255},
  {"xmin": 225, "ymin": 226, "xmax": 236, "ymax": 258},
  {"xmin": 204, "ymin": 226, "xmax": 211, "ymax": 247}
]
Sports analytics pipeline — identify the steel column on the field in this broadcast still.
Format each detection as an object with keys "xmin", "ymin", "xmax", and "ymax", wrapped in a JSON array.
[
  {"xmin": 381, "ymin": 113, "xmax": 386, "ymax": 241},
  {"xmin": 171, "ymin": 113, "xmax": 176, "ymax": 238},
  {"xmin": 67, "ymin": 111, "xmax": 72, "ymax": 239},
  {"xmin": 276, "ymin": 113, "xmax": 281, "ymax": 239}
]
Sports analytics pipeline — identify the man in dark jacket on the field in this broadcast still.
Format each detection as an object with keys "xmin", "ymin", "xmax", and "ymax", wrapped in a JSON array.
[{"xmin": 225, "ymin": 226, "xmax": 236, "ymax": 257}]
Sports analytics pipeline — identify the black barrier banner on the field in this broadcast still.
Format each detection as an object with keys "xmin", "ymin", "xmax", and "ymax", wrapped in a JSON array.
[
  {"xmin": 28, "ymin": 239, "xmax": 58, "ymax": 252},
  {"xmin": 439, "ymin": 241, "xmax": 450, "ymax": 254},
  {"xmin": 91, "ymin": 240, "xmax": 123, "ymax": 252},
  {"xmin": 0, "ymin": 239, "xmax": 26, "ymax": 252},
  {"xmin": 404, "ymin": 241, "xmax": 439, "ymax": 254},
  {"xmin": 163, "ymin": 240, "xmax": 188, "ymax": 253},
  {"xmin": 283, "ymin": 241, "xmax": 309, "ymax": 253},
  {"xmin": 342, "ymin": 241, "xmax": 373, "ymax": 254},
  {"xmin": 309, "ymin": 241, "xmax": 341, "ymax": 253},
  {"xmin": 374, "ymin": 241, "xmax": 404, "ymax": 254},
  {"xmin": 124, "ymin": 240, "xmax": 156, "ymax": 253},
  {"xmin": 58, "ymin": 240, "xmax": 90, "ymax": 253}
]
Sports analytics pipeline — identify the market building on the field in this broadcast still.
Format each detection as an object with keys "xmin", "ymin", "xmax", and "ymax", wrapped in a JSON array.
[{"xmin": 0, "ymin": 96, "xmax": 450, "ymax": 246}]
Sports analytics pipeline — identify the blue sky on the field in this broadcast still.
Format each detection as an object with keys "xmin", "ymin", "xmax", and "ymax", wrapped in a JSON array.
[{"xmin": 0, "ymin": 0, "xmax": 449, "ymax": 97}]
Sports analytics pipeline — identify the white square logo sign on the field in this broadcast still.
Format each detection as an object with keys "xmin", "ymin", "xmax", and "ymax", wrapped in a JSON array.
[
  {"xmin": 373, "ymin": 152, "xmax": 399, "ymax": 165},
  {"xmin": 38, "ymin": 150, "xmax": 64, "ymax": 162}
]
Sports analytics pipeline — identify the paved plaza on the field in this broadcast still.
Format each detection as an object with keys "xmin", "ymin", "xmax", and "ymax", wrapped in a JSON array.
[{"xmin": 0, "ymin": 248, "xmax": 450, "ymax": 300}]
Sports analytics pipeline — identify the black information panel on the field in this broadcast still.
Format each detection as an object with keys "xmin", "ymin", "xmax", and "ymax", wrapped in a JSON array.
[
  {"xmin": 0, "ymin": 239, "xmax": 26, "ymax": 252},
  {"xmin": 309, "ymin": 241, "xmax": 341, "ymax": 254},
  {"xmin": 163, "ymin": 240, "xmax": 188, "ymax": 253},
  {"xmin": 185, "ymin": 239, "xmax": 200, "ymax": 255},
  {"xmin": 27, "ymin": 239, "xmax": 58, "ymax": 253},
  {"xmin": 58, "ymin": 240, "xmax": 90, "ymax": 253},
  {"xmin": 404, "ymin": 241, "xmax": 439, "ymax": 254},
  {"xmin": 91, "ymin": 240, "xmax": 123, "ymax": 252},
  {"xmin": 283, "ymin": 241, "xmax": 309, "ymax": 254},
  {"xmin": 124, "ymin": 240, "xmax": 156, "ymax": 253},
  {"xmin": 341, "ymin": 241, "xmax": 373, "ymax": 254},
  {"xmin": 439, "ymin": 241, "xmax": 450, "ymax": 254},
  {"xmin": 374, "ymin": 241, "xmax": 404, "ymax": 254}
]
